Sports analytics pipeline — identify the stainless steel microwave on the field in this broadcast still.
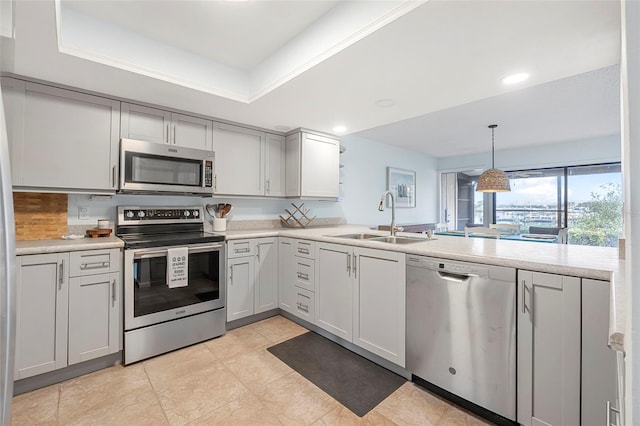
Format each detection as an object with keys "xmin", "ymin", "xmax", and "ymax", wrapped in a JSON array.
[{"xmin": 119, "ymin": 138, "xmax": 214, "ymax": 195}]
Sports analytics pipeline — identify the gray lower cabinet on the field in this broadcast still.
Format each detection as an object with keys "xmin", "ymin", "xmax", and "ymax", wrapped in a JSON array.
[
  {"xmin": 278, "ymin": 238, "xmax": 316, "ymax": 323},
  {"xmin": 16, "ymin": 249, "xmax": 122, "ymax": 380},
  {"xmin": 518, "ymin": 271, "xmax": 616, "ymax": 426},
  {"xmin": 15, "ymin": 253, "xmax": 69, "ymax": 380},
  {"xmin": 68, "ymin": 272, "xmax": 120, "ymax": 365},
  {"xmin": 582, "ymin": 278, "xmax": 617, "ymax": 426},
  {"xmin": 226, "ymin": 238, "xmax": 278, "ymax": 322}
]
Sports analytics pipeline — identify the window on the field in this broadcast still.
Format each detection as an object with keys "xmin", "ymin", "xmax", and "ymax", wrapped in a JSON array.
[{"xmin": 494, "ymin": 163, "xmax": 621, "ymax": 247}]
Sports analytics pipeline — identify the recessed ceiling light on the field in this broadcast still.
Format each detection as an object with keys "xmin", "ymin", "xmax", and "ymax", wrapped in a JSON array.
[
  {"xmin": 333, "ymin": 125, "xmax": 347, "ymax": 133},
  {"xmin": 375, "ymin": 99, "xmax": 396, "ymax": 108},
  {"xmin": 502, "ymin": 73, "xmax": 530, "ymax": 85}
]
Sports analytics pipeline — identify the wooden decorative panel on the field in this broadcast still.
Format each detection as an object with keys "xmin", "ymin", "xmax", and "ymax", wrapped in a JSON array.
[{"xmin": 13, "ymin": 193, "xmax": 68, "ymax": 241}]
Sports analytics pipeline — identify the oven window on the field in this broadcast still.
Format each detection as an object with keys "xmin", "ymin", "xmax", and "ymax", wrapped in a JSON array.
[
  {"xmin": 125, "ymin": 152, "xmax": 202, "ymax": 186},
  {"xmin": 133, "ymin": 250, "xmax": 220, "ymax": 317}
]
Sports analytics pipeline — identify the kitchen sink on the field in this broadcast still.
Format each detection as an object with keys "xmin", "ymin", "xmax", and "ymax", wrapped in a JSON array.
[
  {"xmin": 330, "ymin": 233, "xmax": 384, "ymax": 240},
  {"xmin": 368, "ymin": 236, "xmax": 426, "ymax": 244}
]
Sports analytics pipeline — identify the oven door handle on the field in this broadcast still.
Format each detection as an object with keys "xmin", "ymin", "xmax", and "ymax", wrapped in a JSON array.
[{"xmin": 133, "ymin": 244, "xmax": 223, "ymax": 259}]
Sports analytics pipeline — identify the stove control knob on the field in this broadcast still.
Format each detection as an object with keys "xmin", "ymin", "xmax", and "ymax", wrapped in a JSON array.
[
  {"xmin": 126, "ymin": 210, "xmax": 134, "ymax": 218},
  {"xmin": 137, "ymin": 211, "xmax": 145, "ymax": 218},
  {"xmin": 192, "ymin": 210, "xmax": 199, "ymax": 217},
  {"xmin": 183, "ymin": 210, "xmax": 190, "ymax": 217}
]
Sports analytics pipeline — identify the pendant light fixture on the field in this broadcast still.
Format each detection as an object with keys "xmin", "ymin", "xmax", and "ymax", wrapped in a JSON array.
[{"xmin": 476, "ymin": 124, "xmax": 511, "ymax": 192}]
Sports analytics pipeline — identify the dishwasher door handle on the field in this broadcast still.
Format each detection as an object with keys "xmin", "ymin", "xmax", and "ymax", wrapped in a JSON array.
[{"xmin": 436, "ymin": 271, "xmax": 474, "ymax": 283}]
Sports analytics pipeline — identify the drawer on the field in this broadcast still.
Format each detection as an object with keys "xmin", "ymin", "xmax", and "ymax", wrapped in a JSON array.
[
  {"xmin": 227, "ymin": 240, "xmax": 255, "ymax": 258},
  {"xmin": 293, "ymin": 287, "xmax": 315, "ymax": 324},
  {"xmin": 69, "ymin": 248, "xmax": 120, "ymax": 277},
  {"xmin": 295, "ymin": 240, "xmax": 315, "ymax": 259},
  {"xmin": 294, "ymin": 258, "xmax": 315, "ymax": 291}
]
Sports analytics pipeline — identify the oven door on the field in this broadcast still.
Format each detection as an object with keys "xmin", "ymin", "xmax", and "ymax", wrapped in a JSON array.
[{"xmin": 124, "ymin": 242, "xmax": 225, "ymax": 330}]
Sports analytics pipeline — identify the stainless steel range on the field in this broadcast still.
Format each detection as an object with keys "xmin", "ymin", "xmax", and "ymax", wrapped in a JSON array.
[{"xmin": 117, "ymin": 206, "xmax": 225, "ymax": 364}]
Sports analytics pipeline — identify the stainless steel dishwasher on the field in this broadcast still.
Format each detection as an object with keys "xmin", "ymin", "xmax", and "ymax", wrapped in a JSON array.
[{"xmin": 406, "ymin": 255, "xmax": 516, "ymax": 423}]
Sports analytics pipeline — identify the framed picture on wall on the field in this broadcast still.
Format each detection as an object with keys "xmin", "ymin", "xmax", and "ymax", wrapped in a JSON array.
[{"xmin": 387, "ymin": 167, "xmax": 416, "ymax": 208}]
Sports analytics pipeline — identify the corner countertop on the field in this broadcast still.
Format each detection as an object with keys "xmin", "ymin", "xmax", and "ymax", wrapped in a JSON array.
[
  {"xmin": 220, "ymin": 225, "xmax": 625, "ymax": 353},
  {"xmin": 16, "ymin": 224, "xmax": 625, "ymax": 353}
]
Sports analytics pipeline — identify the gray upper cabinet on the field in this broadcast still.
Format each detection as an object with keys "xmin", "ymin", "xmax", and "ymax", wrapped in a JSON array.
[
  {"xmin": 121, "ymin": 102, "xmax": 213, "ymax": 150},
  {"xmin": 2, "ymin": 78, "xmax": 120, "ymax": 193},
  {"xmin": 212, "ymin": 123, "xmax": 285, "ymax": 197},
  {"xmin": 286, "ymin": 130, "xmax": 340, "ymax": 199}
]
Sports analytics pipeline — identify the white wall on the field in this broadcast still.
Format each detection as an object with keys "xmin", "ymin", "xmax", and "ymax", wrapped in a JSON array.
[
  {"xmin": 67, "ymin": 134, "xmax": 439, "ymax": 228},
  {"xmin": 339, "ymin": 135, "xmax": 438, "ymax": 226},
  {"xmin": 437, "ymin": 135, "xmax": 621, "ymax": 172}
]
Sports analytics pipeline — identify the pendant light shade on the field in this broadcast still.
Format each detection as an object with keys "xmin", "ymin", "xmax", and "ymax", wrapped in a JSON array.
[{"xmin": 476, "ymin": 124, "xmax": 511, "ymax": 192}]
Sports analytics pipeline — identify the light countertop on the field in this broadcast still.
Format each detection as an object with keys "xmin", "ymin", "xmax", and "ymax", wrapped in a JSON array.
[{"xmin": 16, "ymin": 224, "xmax": 625, "ymax": 352}]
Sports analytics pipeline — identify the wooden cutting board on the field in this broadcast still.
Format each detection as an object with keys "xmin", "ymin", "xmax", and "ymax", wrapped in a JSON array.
[{"xmin": 13, "ymin": 193, "xmax": 68, "ymax": 241}]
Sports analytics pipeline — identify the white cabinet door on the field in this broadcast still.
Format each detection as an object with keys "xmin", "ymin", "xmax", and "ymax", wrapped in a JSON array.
[
  {"xmin": 255, "ymin": 238, "xmax": 278, "ymax": 314},
  {"xmin": 286, "ymin": 131, "xmax": 340, "ymax": 198},
  {"xmin": 68, "ymin": 272, "xmax": 120, "ymax": 365},
  {"xmin": 353, "ymin": 248, "xmax": 406, "ymax": 366},
  {"xmin": 300, "ymin": 132, "xmax": 340, "ymax": 198},
  {"xmin": 227, "ymin": 256, "xmax": 255, "ymax": 321},
  {"xmin": 265, "ymin": 133, "xmax": 285, "ymax": 197},
  {"xmin": 15, "ymin": 253, "xmax": 69, "ymax": 379},
  {"xmin": 9, "ymin": 81, "xmax": 120, "ymax": 192},
  {"xmin": 1, "ymin": 77, "xmax": 24, "ymax": 184},
  {"xmin": 517, "ymin": 271, "xmax": 580, "ymax": 426},
  {"xmin": 172, "ymin": 112, "xmax": 213, "ymax": 150},
  {"xmin": 582, "ymin": 279, "xmax": 617, "ymax": 425},
  {"xmin": 213, "ymin": 123, "xmax": 265, "ymax": 196},
  {"xmin": 316, "ymin": 242, "xmax": 353, "ymax": 340},
  {"xmin": 278, "ymin": 238, "xmax": 296, "ymax": 313},
  {"xmin": 120, "ymin": 103, "xmax": 170, "ymax": 145}
]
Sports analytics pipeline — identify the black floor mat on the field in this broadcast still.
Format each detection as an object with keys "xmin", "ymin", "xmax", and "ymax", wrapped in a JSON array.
[{"xmin": 267, "ymin": 331, "xmax": 406, "ymax": 417}]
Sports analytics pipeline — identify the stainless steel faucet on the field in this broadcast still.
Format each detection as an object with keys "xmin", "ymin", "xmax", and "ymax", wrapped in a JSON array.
[{"xmin": 378, "ymin": 191, "xmax": 400, "ymax": 236}]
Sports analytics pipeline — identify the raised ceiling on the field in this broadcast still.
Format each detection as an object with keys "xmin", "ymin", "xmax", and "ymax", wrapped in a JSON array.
[{"xmin": 2, "ymin": 0, "xmax": 622, "ymax": 158}]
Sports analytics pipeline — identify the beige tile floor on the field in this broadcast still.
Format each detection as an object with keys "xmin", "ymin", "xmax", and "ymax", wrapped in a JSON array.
[{"xmin": 11, "ymin": 315, "xmax": 492, "ymax": 426}]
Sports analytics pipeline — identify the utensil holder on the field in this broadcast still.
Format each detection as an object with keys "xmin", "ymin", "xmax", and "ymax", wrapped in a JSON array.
[{"xmin": 213, "ymin": 217, "xmax": 227, "ymax": 232}]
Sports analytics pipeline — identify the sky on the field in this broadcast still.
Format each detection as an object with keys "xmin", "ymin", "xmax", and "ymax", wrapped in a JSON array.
[{"xmin": 495, "ymin": 172, "xmax": 621, "ymax": 206}]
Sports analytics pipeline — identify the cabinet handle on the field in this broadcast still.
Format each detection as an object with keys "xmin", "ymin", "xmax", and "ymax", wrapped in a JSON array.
[
  {"xmin": 111, "ymin": 279, "xmax": 116, "ymax": 306},
  {"xmin": 347, "ymin": 253, "xmax": 351, "ymax": 275},
  {"xmin": 297, "ymin": 272, "xmax": 309, "ymax": 281},
  {"xmin": 266, "ymin": 179, "xmax": 270, "ymax": 194},
  {"xmin": 522, "ymin": 280, "xmax": 532, "ymax": 314},
  {"xmin": 297, "ymin": 302, "xmax": 309, "ymax": 313},
  {"xmin": 229, "ymin": 265, "xmax": 233, "ymax": 283},
  {"xmin": 80, "ymin": 261, "xmax": 109, "ymax": 270},
  {"xmin": 234, "ymin": 248, "xmax": 250, "ymax": 254},
  {"xmin": 257, "ymin": 245, "xmax": 260, "ymax": 262},
  {"xmin": 166, "ymin": 124, "xmax": 169, "ymax": 144},
  {"xmin": 112, "ymin": 166, "xmax": 117, "ymax": 188},
  {"xmin": 214, "ymin": 175, "xmax": 217, "ymax": 191},
  {"xmin": 173, "ymin": 125, "xmax": 177, "ymax": 144},
  {"xmin": 58, "ymin": 260, "xmax": 64, "ymax": 289},
  {"xmin": 298, "ymin": 248, "xmax": 309, "ymax": 255},
  {"xmin": 353, "ymin": 254, "xmax": 357, "ymax": 278},
  {"xmin": 607, "ymin": 400, "xmax": 621, "ymax": 426}
]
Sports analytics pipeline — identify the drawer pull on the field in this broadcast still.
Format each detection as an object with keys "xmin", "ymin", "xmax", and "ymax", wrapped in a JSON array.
[
  {"xmin": 297, "ymin": 248, "xmax": 309, "ymax": 255},
  {"xmin": 297, "ymin": 302, "xmax": 309, "ymax": 313},
  {"xmin": 297, "ymin": 272, "xmax": 309, "ymax": 281},
  {"xmin": 80, "ymin": 261, "xmax": 109, "ymax": 270},
  {"xmin": 234, "ymin": 248, "xmax": 251, "ymax": 254}
]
